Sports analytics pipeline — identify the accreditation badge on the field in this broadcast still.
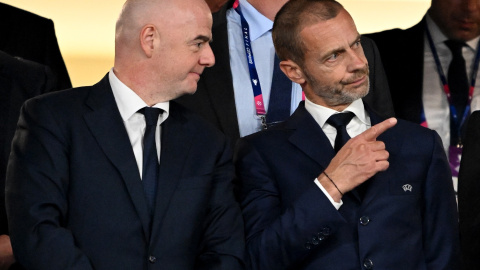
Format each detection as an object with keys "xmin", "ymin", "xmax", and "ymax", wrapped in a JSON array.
[{"xmin": 449, "ymin": 145, "xmax": 462, "ymax": 195}]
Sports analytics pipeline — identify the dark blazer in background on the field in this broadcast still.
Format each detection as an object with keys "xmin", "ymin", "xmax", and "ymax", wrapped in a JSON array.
[
  {"xmin": 0, "ymin": 2, "xmax": 72, "ymax": 90},
  {"xmin": 0, "ymin": 50, "xmax": 56, "ymax": 237},
  {"xmin": 458, "ymin": 110, "xmax": 480, "ymax": 270},
  {"xmin": 365, "ymin": 19, "xmax": 426, "ymax": 123},
  {"xmin": 6, "ymin": 75, "xmax": 244, "ymax": 269},
  {"xmin": 176, "ymin": 0, "xmax": 395, "ymax": 145},
  {"xmin": 235, "ymin": 102, "xmax": 459, "ymax": 269}
]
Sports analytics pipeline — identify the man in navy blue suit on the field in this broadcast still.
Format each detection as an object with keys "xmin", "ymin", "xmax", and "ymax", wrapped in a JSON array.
[
  {"xmin": 6, "ymin": 0, "xmax": 244, "ymax": 269},
  {"xmin": 234, "ymin": 0, "xmax": 460, "ymax": 269}
]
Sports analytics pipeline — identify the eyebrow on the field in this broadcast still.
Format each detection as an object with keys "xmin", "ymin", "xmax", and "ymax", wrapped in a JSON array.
[
  {"xmin": 322, "ymin": 34, "xmax": 362, "ymax": 60},
  {"xmin": 193, "ymin": 35, "xmax": 211, "ymax": 43}
]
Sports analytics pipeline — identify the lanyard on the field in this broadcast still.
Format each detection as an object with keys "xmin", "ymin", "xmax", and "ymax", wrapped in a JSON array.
[
  {"xmin": 423, "ymin": 26, "xmax": 480, "ymax": 145},
  {"xmin": 234, "ymin": 1, "xmax": 305, "ymax": 130},
  {"xmin": 234, "ymin": 4, "xmax": 268, "ymax": 129}
]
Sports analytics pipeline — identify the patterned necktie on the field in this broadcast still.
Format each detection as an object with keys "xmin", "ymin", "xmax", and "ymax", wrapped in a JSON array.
[
  {"xmin": 327, "ymin": 112, "xmax": 355, "ymax": 152},
  {"xmin": 445, "ymin": 40, "xmax": 469, "ymax": 144},
  {"xmin": 139, "ymin": 107, "xmax": 162, "ymax": 214},
  {"xmin": 265, "ymin": 54, "xmax": 292, "ymax": 126}
]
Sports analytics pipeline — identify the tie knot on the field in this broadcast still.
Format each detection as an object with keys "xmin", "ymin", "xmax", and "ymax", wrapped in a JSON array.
[
  {"xmin": 445, "ymin": 40, "xmax": 466, "ymax": 56},
  {"xmin": 326, "ymin": 112, "xmax": 355, "ymax": 129},
  {"xmin": 139, "ymin": 107, "xmax": 162, "ymax": 126}
]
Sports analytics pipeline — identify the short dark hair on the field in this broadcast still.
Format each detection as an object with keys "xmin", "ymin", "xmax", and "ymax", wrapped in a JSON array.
[{"xmin": 272, "ymin": 0, "xmax": 344, "ymax": 66}]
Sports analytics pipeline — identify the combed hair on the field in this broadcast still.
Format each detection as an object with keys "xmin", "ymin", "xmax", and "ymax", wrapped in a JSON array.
[{"xmin": 272, "ymin": 0, "xmax": 343, "ymax": 66}]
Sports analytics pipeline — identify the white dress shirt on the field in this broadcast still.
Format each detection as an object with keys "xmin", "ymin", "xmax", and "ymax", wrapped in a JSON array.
[
  {"xmin": 109, "ymin": 69, "xmax": 169, "ymax": 179},
  {"xmin": 305, "ymin": 98, "xmax": 371, "ymax": 209},
  {"xmin": 227, "ymin": 0, "xmax": 303, "ymax": 137},
  {"xmin": 423, "ymin": 15, "xmax": 480, "ymax": 153}
]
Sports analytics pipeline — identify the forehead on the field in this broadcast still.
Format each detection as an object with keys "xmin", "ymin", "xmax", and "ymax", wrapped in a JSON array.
[
  {"xmin": 161, "ymin": 2, "xmax": 213, "ymax": 39},
  {"xmin": 299, "ymin": 9, "xmax": 358, "ymax": 54}
]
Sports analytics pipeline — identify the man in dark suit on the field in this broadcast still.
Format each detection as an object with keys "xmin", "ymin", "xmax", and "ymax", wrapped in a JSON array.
[
  {"xmin": 176, "ymin": 0, "xmax": 394, "ymax": 145},
  {"xmin": 0, "ymin": 50, "xmax": 56, "ymax": 270},
  {"xmin": 365, "ymin": 0, "xmax": 480, "ymax": 193},
  {"xmin": 458, "ymin": 110, "xmax": 480, "ymax": 269},
  {"xmin": 0, "ymin": 2, "xmax": 71, "ymax": 90},
  {"xmin": 5, "ymin": 0, "xmax": 244, "ymax": 269},
  {"xmin": 235, "ymin": 0, "xmax": 460, "ymax": 269}
]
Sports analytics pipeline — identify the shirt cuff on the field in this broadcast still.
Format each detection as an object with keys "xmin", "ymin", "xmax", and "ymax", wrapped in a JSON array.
[{"xmin": 314, "ymin": 178, "xmax": 343, "ymax": 210}]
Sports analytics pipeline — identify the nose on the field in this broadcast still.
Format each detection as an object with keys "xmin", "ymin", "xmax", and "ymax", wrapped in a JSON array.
[
  {"xmin": 347, "ymin": 48, "xmax": 367, "ymax": 73},
  {"xmin": 200, "ymin": 43, "xmax": 215, "ymax": 67}
]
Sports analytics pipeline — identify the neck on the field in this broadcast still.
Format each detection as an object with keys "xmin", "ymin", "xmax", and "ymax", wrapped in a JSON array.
[{"xmin": 246, "ymin": 0, "xmax": 288, "ymax": 21}]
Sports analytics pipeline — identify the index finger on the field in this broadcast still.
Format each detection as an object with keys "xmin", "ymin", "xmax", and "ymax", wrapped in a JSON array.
[{"xmin": 360, "ymin": 117, "xmax": 397, "ymax": 141}]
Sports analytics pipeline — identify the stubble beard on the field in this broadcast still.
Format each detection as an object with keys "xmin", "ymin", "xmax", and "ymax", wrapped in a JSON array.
[{"xmin": 307, "ymin": 66, "xmax": 370, "ymax": 107}]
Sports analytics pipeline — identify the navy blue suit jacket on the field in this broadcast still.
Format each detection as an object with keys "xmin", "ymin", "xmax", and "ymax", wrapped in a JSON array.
[
  {"xmin": 6, "ymin": 75, "xmax": 245, "ymax": 270},
  {"xmin": 234, "ymin": 102, "xmax": 459, "ymax": 270}
]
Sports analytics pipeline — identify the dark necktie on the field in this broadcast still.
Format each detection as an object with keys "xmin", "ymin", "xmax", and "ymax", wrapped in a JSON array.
[
  {"xmin": 445, "ymin": 40, "xmax": 469, "ymax": 144},
  {"xmin": 139, "ymin": 107, "xmax": 162, "ymax": 214},
  {"xmin": 265, "ymin": 54, "xmax": 292, "ymax": 126},
  {"xmin": 327, "ymin": 112, "xmax": 355, "ymax": 152}
]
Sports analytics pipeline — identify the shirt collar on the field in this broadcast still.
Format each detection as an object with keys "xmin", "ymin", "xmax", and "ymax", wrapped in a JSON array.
[
  {"xmin": 305, "ymin": 98, "xmax": 368, "ymax": 128},
  {"xmin": 426, "ymin": 14, "xmax": 480, "ymax": 50},
  {"xmin": 109, "ymin": 69, "xmax": 169, "ymax": 121},
  {"xmin": 237, "ymin": 0, "xmax": 273, "ymax": 41}
]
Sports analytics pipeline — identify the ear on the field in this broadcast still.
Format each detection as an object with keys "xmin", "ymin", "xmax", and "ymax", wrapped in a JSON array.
[
  {"xmin": 279, "ymin": 60, "xmax": 306, "ymax": 85},
  {"xmin": 140, "ymin": 24, "xmax": 157, "ymax": 58}
]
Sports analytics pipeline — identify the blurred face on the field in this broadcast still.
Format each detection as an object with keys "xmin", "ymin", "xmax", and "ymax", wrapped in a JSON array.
[
  {"xmin": 429, "ymin": 0, "xmax": 480, "ymax": 41},
  {"xmin": 152, "ymin": 1, "xmax": 215, "ymax": 99},
  {"xmin": 298, "ymin": 9, "xmax": 369, "ymax": 111}
]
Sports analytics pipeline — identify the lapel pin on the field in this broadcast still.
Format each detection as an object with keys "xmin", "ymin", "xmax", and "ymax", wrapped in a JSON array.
[{"xmin": 402, "ymin": 184, "xmax": 413, "ymax": 192}]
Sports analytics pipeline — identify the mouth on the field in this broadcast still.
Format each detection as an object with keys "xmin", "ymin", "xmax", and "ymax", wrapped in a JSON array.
[
  {"xmin": 190, "ymin": 71, "xmax": 202, "ymax": 80},
  {"xmin": 455, "ymin": 18, "xmax": 476, "ymax": 29}
]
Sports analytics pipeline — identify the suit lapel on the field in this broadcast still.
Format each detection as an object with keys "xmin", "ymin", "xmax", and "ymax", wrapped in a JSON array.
[
  {"xmin": 83, "ymin": 75, "xmax": 151, "ymax": 240},
  {"xmin": 361, "ymin": 106, "xmax": 403, "ymax": 207},
  {"xmin": 287, "ymin": 104, "xmax": 335, "ymax": 171},
  {"xmin": 200, "ymin": 3, "xmax": 241, "ymax": 141},
  {"xmin": 150, "ymin": 102, "xmax": 194, "ymax": 241}
]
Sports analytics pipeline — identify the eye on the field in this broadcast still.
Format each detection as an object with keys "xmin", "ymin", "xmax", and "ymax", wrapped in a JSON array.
[
  {"xmin": 352, "ymin": 40, "xmax": 361, "ymax": 49},
  {"xmin": 327, "ymin": 53, "xmax": 339, "ymax": 62}
]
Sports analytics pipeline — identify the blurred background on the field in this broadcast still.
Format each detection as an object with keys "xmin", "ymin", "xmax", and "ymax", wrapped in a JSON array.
[{"xmin": 1, "ymin": 0, "xmax": 431, "ymax": 87}]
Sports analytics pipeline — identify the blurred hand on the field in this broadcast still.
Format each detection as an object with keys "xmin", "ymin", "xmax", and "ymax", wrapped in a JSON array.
[{"xmin": 0, "ymin": 235, "xmax": 15, "ymax": 270}]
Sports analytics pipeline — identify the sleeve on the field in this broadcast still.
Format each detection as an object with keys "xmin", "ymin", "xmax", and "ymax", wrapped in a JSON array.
[
  {"xmin": 234, "ymin": 138, "xmax": 347, "ymax": 270},
  {"xmin": 5, "ymin": 98, "xmax": 94, "ymax": 270},
  {"xmin": 458, "ymin": 111, "xmax": 480, "ymax": 269},
  {"xmin": 422, "ymin": 131, "xmax": 461, "ymax": 269},
  {"xmin": 195, "ymin": 137, "xmax": 246, "ymax": 270}
]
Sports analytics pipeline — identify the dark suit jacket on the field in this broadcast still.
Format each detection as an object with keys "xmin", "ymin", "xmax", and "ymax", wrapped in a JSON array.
[
  {"xmin": 234, "ymin": 102, "xmax": 459, "ymax": 270},
  {"xmin": 0, "ymin": 50, "xmax": 56, "ymax": 237},
  {"xmin": 365, "ymin": 19, "xmax": 426, "ymax": 123},
  {"xmin": 0, "ymin": 2, "xmax": 71, "ymax": 90},
  {"xmin": 458, "ymin": 110, "xmax": 480, "ymax": 270},
  {"xmin": 176, "ymin": 0, "xmax": 395, "ymax": 145},
  {"xmin": 6, "ymin": 75, "xmax": 245, "ymax": 270}
]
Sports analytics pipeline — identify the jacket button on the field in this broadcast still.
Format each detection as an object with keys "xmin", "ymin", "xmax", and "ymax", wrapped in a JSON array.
[
  {"xmin": 321, "ymin": 227, "xmax": 331, "ymax": 236},
  {"xmin": 305, "ymin": 242, "xmax": 312, "ymax": 250},
  {"xmin": 316, "ymin": 233, "xmax": 326, "ymax": 241},
  {"xmin": 312, "ymin": 236, "xmax": 319, "ymax": 245},
  {"xmin": 359, "ymin": 216, "xmax": 370, "ymax": 225},
  {"xmin": 363, "ymin": 258, "xmax": 373, "ymax": 269},
  {"xmin": 148, "ymin": 255, "xmax": 156, "ymax": 263}
]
